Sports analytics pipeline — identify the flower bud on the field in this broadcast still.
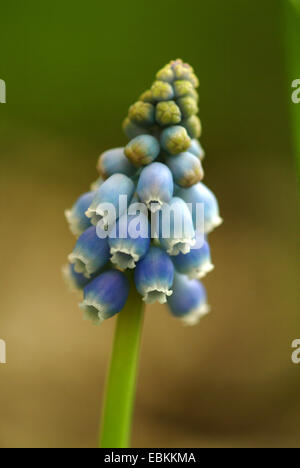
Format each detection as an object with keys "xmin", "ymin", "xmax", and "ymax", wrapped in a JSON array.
[
  {"xmin": 166, "ymin": 151, "xmax": 204, "ymax": 188},
  {"xmin": 90, "ymin": 177, "xmax": 104, "ymax": 191},
  {"xmin": 151, "ymin": 80, "xmax": 174, "ymax": 101},
  {"xmin": 97, "ymin": 147, "xmax": 136, "ymax": 179},
  {"xmin": 80, "ymin": 270, "xmax": 129, "ymax": 325},
  {"xmin": 65, "ymin": 191, "xmax": 94, "ymax": 237},
  {"xmin": 173, "ymin": 80, "xmax": 195, "ymax": 98},
  {"xmin": 137, "ymin": 162, "xmax": 174, "ymax": 212},
  {"xmin": 156, "ymin": 101, "xmax": 181, "ymax": 126},
  {"xmin": 155, "ymin": 197, "xmax": 196, "ymax": 255},
  {"xmin": 62, "ymin": 263, "xmax": 91, "ymax": 291},
  {"xmin": 172, "ymin": 239, "xmax": 214, "ymax": 279},
  {"xmin": 167, "ymin": 273, "xmax": 209, "ymax": 325},
  {"xmin": 160, "ymin": 125, "xmax": 191, "ymax": 155},
  {"xmin": 182, "ymin": 115, "xmax": 202, "ymax": 138},
  {"xmin": 177, "ymin": 96, "xmax": 198, "ymax": 119},
  {"xmin": 135, "ymin": 246, "xmax": 174, "ymax": 304},
  {"xmin": 86, "ymin": 174, "xmax": 135, "ymax": 228},
  {"xmin": 128, "ymin": 101, "xmax": 155, "ymax": 127},
  {"xmin": 139, "ymin": 89, "xmax": 154, "ymax": 103},
  {"xmin": 124, "ymin": 135, "xmax": 160, "ymax": 167},
  {"xmin": 156, "ymin": 64, "xmax": 175, "ymax": 83},
  {"xmin": 188, "ymin": 139, "xmax": 205, "ymax": 160},
  {"xmin": 68, "ymin": 226, "xmax": 110, "ymax": 278},
  {"xmin": 176, "ymin": 182, "xmax": 222, "ymax": 234}
]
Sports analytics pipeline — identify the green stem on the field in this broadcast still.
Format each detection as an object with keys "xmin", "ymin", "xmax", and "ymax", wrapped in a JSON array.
[
  {"xmin": 282, "ymin": 0, "xmax": 300, "ymax": 187},
  {"xmin": 99, "ymin": 284, "xmax": 144, "ymax": 448}
]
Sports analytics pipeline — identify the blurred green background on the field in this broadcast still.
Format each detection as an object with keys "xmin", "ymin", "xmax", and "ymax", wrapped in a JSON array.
[{"xmin": 0, "ymin": 0, "xmax": 299, "ymax": 448}]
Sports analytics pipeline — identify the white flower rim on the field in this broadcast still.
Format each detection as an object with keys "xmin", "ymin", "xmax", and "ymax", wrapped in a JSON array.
[
  {"xmin": 79, "ymin": 299, "xmax": 106, "ymax": 325},
  {"xmin": 68, "ymin": 252, "xmax": 93, "ymax": 278},
  {"xmin": 188, "ymin": 262, "xmax": 215, "ymax": 280},
  {"xmin": 205, "ymin": 215, "xmax": 223, "ymax": 234},
  {"xmin": 181, "ymin": 303, "xmax": 210, "ymax": 326},
  {"xmin": 167, "ymin": 237, "xmax": 196, "ymax": 256},
  {"xmin": 64, "ymin": 209, "xmax": 83, "ymax": 237},
  {"xmin": 142, "ymin": 285, "xmax": 173, "ymax": 304},
  {"xmin": 110, "ymin": 246, "xmax": 140, "ymax": 269}
]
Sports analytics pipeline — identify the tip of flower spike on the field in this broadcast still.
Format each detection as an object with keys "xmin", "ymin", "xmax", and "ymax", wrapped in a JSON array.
[{"xmin": 181, "ymin": 303, "xmax": 210, "ymax": 326}]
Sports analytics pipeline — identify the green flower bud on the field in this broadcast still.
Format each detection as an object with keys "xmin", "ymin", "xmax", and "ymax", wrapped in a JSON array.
[
  {"xmin": 189, "ymin": 73, "xmax": 200, "ymax": 88},
  {"xmin": 128, "ymin": 101, "xmax": 155, "ymax": 127},
  {"xmin": 151, "ymin": 81, "xmax": 174, "ymax": 101},
  {"xmin": 160, "ymin": 125, "xmax": 191, "ymax": 155},
  {"xmin": 156, "ymin": 101, "xmax": 181, "ymax": 126},
  {"xmin": 156, "ymin": 64, "xmax": 174, "ymax": 83},
  {"xmin": 139, "ymin": 89, "xmax": 154, "ymax": 103},
  {"xmin": 173, "ymin": 62, "xmax": 194, "ymax": 81},
  {"xmin": 124, "ymin": 134, "xmax": 160, "ymax": 167},
  {"xmin": 173, "ymin": 80, "xmax": 195, "ymax": 98},
  {"xmin": 182, "ymin": 115, "xmax": 202, "ymax": 138},
  {"xmin": 177, "ymin": 96, "xmax": 198, "ymax": 119}
]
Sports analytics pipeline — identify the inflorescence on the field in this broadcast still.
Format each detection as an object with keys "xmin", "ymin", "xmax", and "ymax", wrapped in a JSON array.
[{"xmin": 64, "ymin": 59, "xmax": 222, "ymax": 326}]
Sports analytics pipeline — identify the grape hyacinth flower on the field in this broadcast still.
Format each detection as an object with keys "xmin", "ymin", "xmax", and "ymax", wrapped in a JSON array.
[
  {"xmin": 64, "ymin": 59, "xmax": 222, "ymax": 448},
  {"xmin": 85, "ymin": 173, "xmax": 135, "ymax": 228},
  {"xmin": 97, "ymin": 147, "xmax": 136, "ymax": 179},
  {"xmin": 176, "ymin": 182, "xmax": 223, "ymax": 234},
  {"xmin": 80, "ymin": 270, "xmax": 130, "ymax": 326},
  {"xmin": 135, "ymin": 246, "xmax": 174, "ymax": 304},
  {"xmin": 168, "ymin": 273, "xmax": 210, "ymax": 326},
  {"xmin": 68, "ymin": 226, "xmax": 110, "ymax": 278},
  {"xmin": 109, "ymin": 211, "xmax": 150, "ymax": 269},
  {"xmin": 65, "ymin": 191, "xmax": 95, "ymax": 237},
  {"xmin": 172, "ymin": 238, "xmax": 214, "ymax": 279},
  {"xmin": 155, "ymin": 197, "xmax": 196, "ymax": 255},
  {"xmin": 137, "ymin": 162, "xmax": 174, "ymax": 212},
  {"xmin": 165, "ymin": 151, "xmax": 204, "ymax": 187}
]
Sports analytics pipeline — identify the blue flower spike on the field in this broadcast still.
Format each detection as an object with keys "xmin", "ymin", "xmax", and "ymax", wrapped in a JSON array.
[
  {"xmin": 167, "ymin": 273, "xmax": 210, "ymax": 326},
  {"xmin": 135, "ymin": 246, "xmax": 174, "ymax": 304},
  {"xmin": 124, "ymin": 135, "xmax": 160, "ymax": 167},
  {"xmin": 97, "ymin": 147, "xmax": 136, "ymax": 179},
  {"xmin": 137, "ymin": 162, "xmax": 174, "ymax": 213},
  {"xmin": 68, "ymin": 226, "xmax": 110, "ymax": 278},
  {"xmin": 65, "ymin": 191, "xmax": 95, "ymax": 237},
  {"xmin": 65, "ymin": 59, "xmax": 222, "ymax": 328},
  {"xmin": 80, "ymin": 271, "xmax": 129, "ymax": 326}
]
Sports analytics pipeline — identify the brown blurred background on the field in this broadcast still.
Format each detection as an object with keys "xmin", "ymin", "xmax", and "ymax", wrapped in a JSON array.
[{"xmin": 0, "ymin": 0, "xmax": 299, "ymax": 448}]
